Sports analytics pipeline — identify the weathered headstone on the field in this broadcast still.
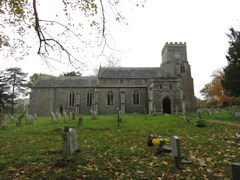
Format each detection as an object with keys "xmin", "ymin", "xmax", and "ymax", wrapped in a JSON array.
[
  {"xmin": 171, "ymin": 136, "xmax": 192, "ymax": 169},
  {"xmin": 196, "ymin": 110, "xmax": 201, "ymax": 119},
  {"xmin": 16, "ymin": 114, "xmax": 24, "ymax": 126},
  {"xmin": 90, "ymin": 110, "xmax": 96, "ymax": 120},
  {"xmin": 72, "ymin": 112, "xmax": 75, "ymax": 120},
  {"xmin": 28, "ymin": 115, "xmax": 35, "ymax": 124},
  {"xmin": 235, "ymin": 112, "xmax": 240, "ymax": 118},
  {"xmin": 232, "ymin": 163, "xmax": 240, "ymax": 180},
  {"xmin": 62, "ymin": 126, "xmax": 78, "ymax": 159},
  {"xmin": 57, "ymin": 112, "xmax": 61, "ymax": 122},
  {"xmin": 117, "ymin": 108, "xmax": 121, "ymax": 127},
  {"xmin": 152, "ymin": 106, "xmax": 156, "ymax": 116},
  {"xmin": 63, "ymin": 112, "xmax": 68, "ymax": 121},
  {"xmin": 78, "ymin": 117, "xmax": 83, "ymax": 127},
  {"xmin": 69, "ymin": 112, "xmax": 73, "ymax": 121},
  {"xmin": 33, "ymin": 113, "xmax": 37, "ymax": 121},
  {"xmin": 51, "ymin": 112, "xmax": 57, "ymax": 123},
  {"xmin": 10, "ymin": 115, "xmax": 14, "ymax": 123},
  {"xmin": 0, "ymin": 114, "xmax": 7, "ymax": 129}
]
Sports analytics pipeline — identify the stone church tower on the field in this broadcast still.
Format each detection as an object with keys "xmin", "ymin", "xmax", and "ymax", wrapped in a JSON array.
[
  {"xmin": 29, "ymin": 42, "xmax": 197, "ymax": 115},
  {"xmin": 161, "ymin": 42, "xmax": 197, "ymax": 112}
]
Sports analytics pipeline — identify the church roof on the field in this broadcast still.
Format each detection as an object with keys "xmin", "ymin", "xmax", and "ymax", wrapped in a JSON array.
[
  {"xmin": 33, "ymin": 76, "xmax": 98, "ymax": 88},
  {"xmin": 99, "ymin": 67, "xmax": 165, "ymax": 79}
]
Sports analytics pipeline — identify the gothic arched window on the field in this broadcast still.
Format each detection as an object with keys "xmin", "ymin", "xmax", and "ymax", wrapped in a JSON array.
[
  {"xmin": 180, "ymin": 65, "xmax": 185, "ymax": 73},
  {"xmin": 69, "ymin": 91, "xmax": 75, "ymax": 107},
  {"xmin": 87, "ymin": 91, "xmax": 92, "ymax": 107},
  {"xmin": 107, "ymin": 91, "xmax": 113, "ymax": 105},
  {"xmin": 133, "ymin": 90, "xmax": 140, "ymax": 105}
]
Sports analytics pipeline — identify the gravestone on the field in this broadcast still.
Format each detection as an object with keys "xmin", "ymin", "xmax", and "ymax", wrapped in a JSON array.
[
  {"xmin": 171, "ymin": 136, "xmax": 192, "ymax": 169},
  {"xmin": 16, "ymin": 114, "xmax": 24, "ymax": 126},
  {"xmin": 152, "ymin": 106, "xmax": 156, "ymax": 116},
  {"xmin": 90, "ymin": 110, "xmax": 96, "ymax": 120},
  {"xmin": 63, "ymin": 112, "xmax": 68, "ymax": 121},
  {"xmin": 72, "ymin": 113, "xmax": 75, "ymax": 120},
  {"xmin": 69, "ymin": 112, "xmax": 73, "ymax": 121},
  {"xmin": 34, "ymin": 113, "xmax": 37, "ymax": 121},
  {"xmin": 57, "ymin": 112, "xmax": 61, "ymax": 122},
  {"xmin": 28, "ymin": 115, "xmax": 35, "ymax": 124},
  {"xmin": 10, "ymin": 115, "xmax": 14, "ymax": 123},
  {"xmin": 78, "ymin": 117, "xmax": 83, "ymax": 127},
  {"xmin": 117, "ymin": 108, "xmax": 121, "ymax": 127},
  {"xmin": 51, "ymin": 112, "xmax": 57, "ymax": 123},
  {"xmin": 62, "ymin": 126, "xmax": 78, "ymax": 159},
  {"xmin": 235, "ymin": 112, "xmax": 240, "ymax": 118},
  {"xmin": 176, "ymin": 106, "xmax": 178, "ymax": 116},
  {"xmin": 232, "ymin": 163, "xmax": 240, "ymax": 180},
  {"xmin": 0, "ymin": 115, "xmax": 7, "ymax": 129},
  {"xmin": 196, "ymin": 110, "xmax": 201, "ymax": 119}
]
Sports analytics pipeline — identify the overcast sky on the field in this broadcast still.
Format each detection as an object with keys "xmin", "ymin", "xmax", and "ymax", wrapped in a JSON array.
[{"xmin": 1, "ymin": 0, "xmax": 240, "ymax": 99}]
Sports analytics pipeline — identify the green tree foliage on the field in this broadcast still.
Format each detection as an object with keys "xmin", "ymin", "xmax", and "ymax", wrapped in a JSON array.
[
  {"xmin": 26, "ymin": 73, "xmax": 51, "ymax": 88},
  {"xmin": 222, "ymin": 27, "xmax": 240, "ymax": 97},
  {"xmin": 4, "ymin": 67, "xmax": 28, "ymax": 115},
  {"xmin": 0, "ymin": 71, "xmax": 11, "ymax": 112},
  {"xmin": 61, "ymin": 71, "xmax": 82, "ymax": 76}
]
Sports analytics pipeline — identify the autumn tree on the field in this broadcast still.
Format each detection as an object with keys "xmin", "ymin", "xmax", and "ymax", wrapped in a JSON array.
[
  {"xmin": 1, "ymin": 0, "xmax": 145, "ymax": 67},
  {"xmin": 200, "ymin": 69, "xmax": 235, "ymax": 107},
  {"xmin": 222, "ymin": 27, "xmax": 240, "ymax": 97},
  {"xmin": 4, "ymin": 67, "xmax": 28, "ymax": 115}
]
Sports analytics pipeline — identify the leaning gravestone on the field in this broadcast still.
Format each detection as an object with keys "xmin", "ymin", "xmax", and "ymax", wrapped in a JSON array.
[
  {"xmin": 63, "ymin": 112, "xmax": 68, "ymax": 121},
  {"xmin": 171, "ymin": 136, "xmax": 192, "ymax": 169},
  {"xmin": 25, "ymin": 114, "xmax": 29, "ymax": 124},
  {"xmin": 50, "ymin": 112, "xmax": 57, "ymax": 123},
  {"xmin": 62, "ymin": 126, "xmax": 78, "ymax": 160},
  {"xmin": 16, "ymin": 114, "xmax": 24, "ymax": 126},
  {"xmin": 33, "ymin": 113, "xmax": 37, "ymax": 121},
  {"xmin": 232, "ymin": 163, "xmax": 240, "ymax": 180},
  {"xmin": 90, "ymin": 110, "xmax": 96, "ymax": 120}
]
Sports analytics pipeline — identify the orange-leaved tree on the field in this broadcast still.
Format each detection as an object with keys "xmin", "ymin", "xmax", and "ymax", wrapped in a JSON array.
[{"xmin": 200, "ymin": 69, "xmax": 236, "ymax": 106}]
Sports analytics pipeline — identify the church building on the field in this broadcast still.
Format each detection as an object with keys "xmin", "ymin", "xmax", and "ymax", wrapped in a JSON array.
[{"xmin": 29, "ymin": 42, "xmax": 197, "ymax": 115}]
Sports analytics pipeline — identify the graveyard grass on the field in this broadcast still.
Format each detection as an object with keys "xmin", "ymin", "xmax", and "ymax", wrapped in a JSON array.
[{"xmin": 0, "ymin": 112, "xmax": 240, "ymax": 179}]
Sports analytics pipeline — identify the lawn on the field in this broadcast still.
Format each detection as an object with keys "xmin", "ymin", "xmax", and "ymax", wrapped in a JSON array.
[{"xmin": 0, "ymin": 113, "xmax": 240, "ymax": 179}]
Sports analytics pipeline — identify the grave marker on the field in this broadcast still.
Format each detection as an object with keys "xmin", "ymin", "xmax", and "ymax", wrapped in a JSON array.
[
  {"xmin": 196, "ymin": 110, "xmax": 201, "ymax": 119},
  {"xmin": 62, "ymin": 126, "xmax": 78, "ymax": 159},
  {"xmin": 16, "ymin": 114, "xmax": 24, "ymax": 126},
  {"xmin": 78, "ymin": 117, "xmax": 83, "ymax": 127},
  {"xmin": 28, "ymin": 115, "xmax": 35, "ymax": 124},
  {"xmin": 72, "ymin": 112, "xmax": 75, "ymax": 120},
  {"xmin": 235, "ymin": 112, "xmax": 240, "ymax": 118},
  {"xmin": 144, "ymin": 110, "xmax": 147, "ymax": 120},
  {"xmin": 171, "ymin": 136, "xmax": 192, "ymax": 169},
  {"xmin": 56, "ymin": 112, "xmax": 61, "ymax": 122},
  {"xmin": 232, "ymin": 163, "xmax": 240, "ymax": 180},
  {"xmin": 176, "ymin": 106, "xmax": 178, "ymax": 116},
  {"xmin": 63, "ymin": 112, "xmax": 68, "ymax": 121},
  {"xmin": 10, "ymin": 115, "xmax": 14, "ymax": 123},
  {"xmin": 50, "ymin": 112, "xmax": 57, "ymax": 123},
  {"xmin": 0, "ymin": 114, "xmax": 7, "ymax": 129}
]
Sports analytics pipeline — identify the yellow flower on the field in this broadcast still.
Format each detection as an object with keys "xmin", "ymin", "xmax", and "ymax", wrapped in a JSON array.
[{"xmin": 152, "ymin": 138, "xmax": 161, "ymax": 146}]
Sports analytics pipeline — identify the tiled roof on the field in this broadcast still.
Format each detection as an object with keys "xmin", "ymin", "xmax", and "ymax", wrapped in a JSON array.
[{"xmin": 99, "ymin": 67, "xmax": 165, "ymax": 78}]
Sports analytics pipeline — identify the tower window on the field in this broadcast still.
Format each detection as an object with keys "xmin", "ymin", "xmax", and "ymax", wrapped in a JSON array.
[
  {"xmin": 69, "ymin": 91, "xmax": 75, "ymax": 107},
  {"xmin": 107, "ymin": 91, "xmax": 114, "ymax": 105},
  {"xmin": 181, "ymin": 65, "xmax": 185, "ymax": 73},
  {"xmin": 170, "ymin": 84, "xmax": 173, "ymax": 90},
  {"xmin": 133, "ymin": 90, "xmax": 140, "ymax": 105},
  {"xmin": 87, "ymin": 91, "xmax": 92, "ymax": 107}
]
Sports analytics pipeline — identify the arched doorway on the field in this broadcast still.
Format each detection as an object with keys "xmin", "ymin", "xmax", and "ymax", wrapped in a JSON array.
[{"xmin": 163, "ymin": 98, "xmax": 171, "ymax": 114}]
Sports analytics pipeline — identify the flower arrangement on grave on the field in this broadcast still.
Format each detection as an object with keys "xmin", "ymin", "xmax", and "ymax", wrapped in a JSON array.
[
  {"xmin": 147, "ymin": 134, "xmax": 169, "ymax": 147},
  {"xmin": 233, "ymin": 132, "xmax": 240, "ymax": 145}
]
